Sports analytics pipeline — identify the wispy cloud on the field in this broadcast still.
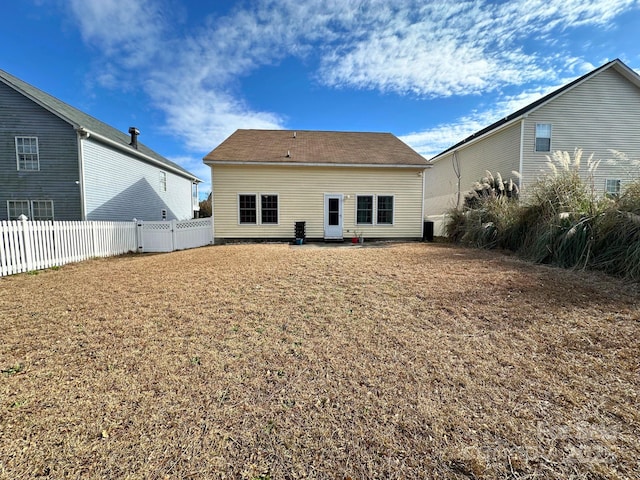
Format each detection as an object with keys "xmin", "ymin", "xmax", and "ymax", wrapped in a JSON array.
[{"xmin": 65, "ymin": 0, "xmax": 638, "ymax": 156}]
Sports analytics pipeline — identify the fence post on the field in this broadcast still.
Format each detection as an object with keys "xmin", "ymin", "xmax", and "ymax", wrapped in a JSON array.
[
  {"xmin": 171, "ymin": 219, "xmax": 177, "ymax": 252},
  {"xmin": 135, "ymin": 219, "xmax": 144, "ymax": 253},
  {"xmin": 19, "ymin": 215, "xmax": 34, "ymax": 272}
]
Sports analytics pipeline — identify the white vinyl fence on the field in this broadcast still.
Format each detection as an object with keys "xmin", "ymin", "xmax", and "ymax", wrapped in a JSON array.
[{"xmin": 1, "ymin": 217, "xmax": 213, "ymax": 277}]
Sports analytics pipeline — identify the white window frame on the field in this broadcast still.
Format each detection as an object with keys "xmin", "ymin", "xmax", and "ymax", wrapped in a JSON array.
[
  {"xmin": 31, "ymin": 200, "xmax": 54, "ymax": 221},
  {"xmin": 355, "ymin": 194, "xmax": 374, "ymax": 225},
  {"xmin": 238, "ymin": 193, "xmax": 258, "ymax": 225},
  {"xmin": 605, "ymin": 179, "xmax": 621, "ymax": 197},
  {"xmin": 15, "ymin": 136, "xmax": 40, "ymax": 171},
  {"xmin": 159, "ymin": 171, "xmax": 167, "ymax": 192},
  {"xmin": 376, "ymin": 195, "xmax": 395, "ymax": 226},
  {"xmin": 7, "ymin": 200, "xmax": 31, "ymax": 220},
  {"xmin": 535, "ymin": 123, "xmax": 552, "ymax": 153},
  {"xmin": 260, "ymin": 193, "xmax": 279, "ymax": 225}
]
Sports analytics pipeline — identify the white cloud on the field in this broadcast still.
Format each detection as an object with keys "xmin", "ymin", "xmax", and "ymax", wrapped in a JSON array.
[{"xmin": 65, "ymin": 0, "xmax": 639, "ymax": 159}]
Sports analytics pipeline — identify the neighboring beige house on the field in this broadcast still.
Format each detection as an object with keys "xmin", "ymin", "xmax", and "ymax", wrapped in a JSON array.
[
  {"xmin": 204, "ymin": 129, "xmax": 430, "ymax": 242},
  {"xmin": 425, "ymin": 58, "xmax": 640, "ymax": 235}
]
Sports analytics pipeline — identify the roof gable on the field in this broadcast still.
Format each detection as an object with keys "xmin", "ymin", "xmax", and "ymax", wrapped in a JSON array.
[
  {"xmin": 0, "ymin": 69, "xmax": 199, "ymax": 181},
  {"xmin": 204, "ymin": 129, "xmax": 429, "ymax": 167},
  {"xmin": 430, "ymin": 59, "xmax": 640, "ymax": 162}
]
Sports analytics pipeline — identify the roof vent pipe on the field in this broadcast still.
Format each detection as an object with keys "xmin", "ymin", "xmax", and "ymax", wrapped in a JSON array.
[
  {"xmin": 293, "ymin": 131, "xmax": 296, "ymax": 138},
  {"xmin": 287, "ymin": 150, "xmax": 291, "ymax": 157},
  {"xmin": 129, "ymin": 127, "xmax": 140, "ymax": 149}
]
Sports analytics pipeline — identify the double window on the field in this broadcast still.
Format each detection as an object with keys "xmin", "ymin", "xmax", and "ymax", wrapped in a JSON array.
[
  {"xmin": 535, "ymin": 123, "xmax": 552, "ymax": 152},
  {"xmin": 15, "ymin": 136, "xmax": 40, "ymax": 171},
  {"xmin": 355, "ymin": 195, "xmax": 394, "ymax": 225},
  {"xmin": 238, "ymin": 194, "xmax": 279, "ymax": 225},
  {"xmin": 7, "ymin": 200, "xmax": 54, "ymax": 221}
]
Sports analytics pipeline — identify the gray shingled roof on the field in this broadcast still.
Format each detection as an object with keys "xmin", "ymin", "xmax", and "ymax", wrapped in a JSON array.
[
  {"xmin": 204, "ymin": 129, "xmax": 429, "ymax": 167},
  {"xmin": 0, "ymin": 69, "xmax": 199, "ymax": 181}
]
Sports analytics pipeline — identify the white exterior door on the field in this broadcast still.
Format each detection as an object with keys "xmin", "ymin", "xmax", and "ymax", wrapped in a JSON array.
[{"xmin": 324, "ymin": 193, "xmax": 343, "ymax": 239}]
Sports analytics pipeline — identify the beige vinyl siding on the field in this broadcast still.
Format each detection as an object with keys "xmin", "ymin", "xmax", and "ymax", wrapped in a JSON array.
[
  {"xmin": 522, "ymin": 67, "xmax": 640, "ymax": 193},
  {"xmin": 424, "ymin": 122, "xmax": 521, "ymax": 216},
  {"xmin": 212, "ymin": 165, "xmax": 424, "ymax": 240}
]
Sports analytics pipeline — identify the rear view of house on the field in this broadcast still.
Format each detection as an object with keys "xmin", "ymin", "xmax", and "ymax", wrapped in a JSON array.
[
  {"xmin": 425, "ymin": 58, "xmax": 640, "ymax": 235},
  {"xmin": 0, "ymin": 69, "xmax": 201, "ymax": 222},
  {"xmin": 204, "ymin": 129, "xmax": 430, "ymax": 243}
]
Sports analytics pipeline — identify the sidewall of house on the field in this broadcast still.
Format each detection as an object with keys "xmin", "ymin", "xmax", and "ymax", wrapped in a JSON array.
[
  {"xmin": 0, "ymin": 82, "xmax": 81, "ymax": 221},
  {"xmin": 424, "ymin": 122, "xmax": 521, "ymax": 234},
  {"xmin": 212, "ymin": 165, "xmax": 424, "ymax": 240},
  {"xmin": 521, "ymin": 67, "xmax": 640, "ymax": 194},
  {"xmin": 83, "ymin": 138, "xmax": 193, "ymax": 221}
]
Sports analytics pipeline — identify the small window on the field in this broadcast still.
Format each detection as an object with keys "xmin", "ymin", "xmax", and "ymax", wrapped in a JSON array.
[
  {"xmin": 159, "ymin": 171, "xmax": 167, "ymax": 192},
  {"xmin": 261, "ymin": 194, "xmax": 278, "ymax": 224},
  {"xmin": 239, "ymin": 194, "xmax": 257, "ymax": 224},
  {"xmin": 7, "ymin": 200, "xmax": 30, "ymax": 220},
  {"xmin": 377, "ymin": 196, "xmax": 394, "ymax": 224},
  {"xmin": 356, "ymin": 195, "xmax": 373, "ymax": 224},
  {"xmin": 31, "ymin": 200, "xmax": 54, "ymax": 221},
  {"xmin": 15, "ymin": 136, "xmax": 40, "ymax": 171},
  {"xmin": 535, "ymin": 124, "xmax": 551, "ymax": 152},
  {"xmin": 605, "ymin": 179, "xmax": 621, "ymax": 197}
]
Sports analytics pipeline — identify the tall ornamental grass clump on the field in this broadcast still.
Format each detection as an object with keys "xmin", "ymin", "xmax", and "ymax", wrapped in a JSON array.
[
  {"xmin": 445, "ymin": 170, "xmax": 520, "ymax": 248},
  {"xmin": 446, "ymin": 150, "xmax": 640, "ymax": 281}
]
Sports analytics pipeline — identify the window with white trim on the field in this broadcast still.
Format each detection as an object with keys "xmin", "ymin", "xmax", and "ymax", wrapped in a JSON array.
[
  {"xmin": 356, "ymin": 195, "xmax": 373, "ymax": 225},
  {"xmin": 7, "ymin": 200, "xmax": 30, "ymax": 220},
  {"xmin": 31, "ymin": 200, "xmax": 54, "ymax": 221},
  {"xmin": 377, "ymin": 195, "xmax": 394, "ymax": 224},
  {"xmin": 159, "ymin": 171, "xmax": 167, "ymax": 192},
  {"xmin": 605, "ymin": 179, "xmax": 621, "ymax": 197},
  {"xmin": 261, "ymin": 194, "xmax": 278, "ymax": 224},
  {"xmin": 239, "ymin": 194, "xmax": 257, "ymax": 224},
  {"xmin": 535, "ymin": 123, "xmax": 551, "ymax": 152},
  {"xmin": 15, "ymin": 136, "xmax": 40, "ymax": 171}
]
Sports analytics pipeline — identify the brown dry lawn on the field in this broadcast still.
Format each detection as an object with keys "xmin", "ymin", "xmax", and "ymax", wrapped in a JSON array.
[{"xmin": 1, "ymin": 242, "xmax": 639, "ymax": 479}]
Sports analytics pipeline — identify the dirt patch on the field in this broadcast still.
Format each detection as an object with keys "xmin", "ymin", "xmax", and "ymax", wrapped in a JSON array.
[{"xmin": 1, "ymin": 243, "xmax": 638, "ymax": 479}]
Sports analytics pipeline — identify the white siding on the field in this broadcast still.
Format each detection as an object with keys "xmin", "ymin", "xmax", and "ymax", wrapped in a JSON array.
[
  {"xmin": 212, "ymin": 165, "xmax": 425, "ymax": 240},
  {"xmin": 83, "ymin": 139, "xmax": 193, "ymax": 221},
  {"xmin": 522, "ymin": 68, "xmax": 640, "ymax": 193}
]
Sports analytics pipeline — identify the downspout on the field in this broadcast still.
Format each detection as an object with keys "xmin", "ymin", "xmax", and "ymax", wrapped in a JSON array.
[
  {"xmin": 420, "ymin": 168, "xmax": 426, "ymax": 238},
  {"xmin": 452, "ymin": 151, "xmax": 461, "ymax": 208},
  {"xmin": 209, "ymin": 166, "xmax": 215, "ymax": 245},
  {"xmin": 76, "ymin": 127, "xmax": 89, "ymax": 220},
  {"xmin": 519, "ymin": 119, "xmax": 525, "ymax": 191}
]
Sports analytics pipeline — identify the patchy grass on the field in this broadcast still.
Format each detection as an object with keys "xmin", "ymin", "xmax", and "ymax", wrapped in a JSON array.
[{"xmin": 1, "ymin": 243, "xmax": 638, "ymax": 479}]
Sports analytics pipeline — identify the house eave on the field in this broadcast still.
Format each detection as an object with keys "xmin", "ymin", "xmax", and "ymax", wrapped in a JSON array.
[
  {"xmin": 204, "ymin": 160, "xmax": 431, "ymax": 169},
  {"xmin": 79, "ymin": 127, "xmax": 203, "ymax": 183}
]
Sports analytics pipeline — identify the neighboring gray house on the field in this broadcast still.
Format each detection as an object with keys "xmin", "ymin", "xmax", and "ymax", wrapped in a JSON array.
[
  {"xmin": 1, "ymin": 69, "xmax": 201, "ymax": 222},
  {"xmin": 425, "ymin": 58, "xmax": 640, "ymax": 235}
]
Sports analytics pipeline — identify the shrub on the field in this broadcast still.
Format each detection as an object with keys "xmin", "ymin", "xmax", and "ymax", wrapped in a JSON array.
[{"xmin": 445, "ymin": 150, "xmax": 640, "ymax": 281}]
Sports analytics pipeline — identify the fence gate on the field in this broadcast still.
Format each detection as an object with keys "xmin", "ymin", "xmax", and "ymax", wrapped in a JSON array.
[{"xmin": 138, "ymin": 218, "xmax": 213, "ymax": 253}]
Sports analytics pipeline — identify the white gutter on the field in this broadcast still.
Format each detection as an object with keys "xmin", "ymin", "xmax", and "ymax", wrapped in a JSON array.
[
  {"xmin": 77, "ymin": 127, "xmax": 203, "ymax": 183},
  {"xmin": 205, "ymin": 160, "xmax": 432, "ymax": 169}
]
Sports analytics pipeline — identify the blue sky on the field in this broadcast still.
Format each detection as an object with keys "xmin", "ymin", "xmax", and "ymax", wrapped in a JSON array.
[{"xmin": 2, "ymin": 0, "xmax": 640, "ymax": 197}]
